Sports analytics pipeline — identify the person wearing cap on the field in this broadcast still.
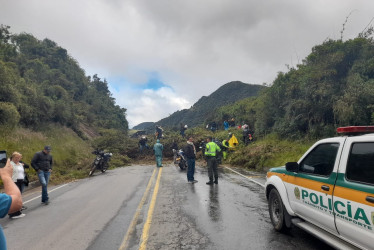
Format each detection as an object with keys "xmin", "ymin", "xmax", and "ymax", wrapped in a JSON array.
[{"xmin": 31, "ymin": 146, "xmax": 53, "ymax": 205}]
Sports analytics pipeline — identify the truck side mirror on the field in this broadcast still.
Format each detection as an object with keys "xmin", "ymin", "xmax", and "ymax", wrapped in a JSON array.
[{"xmin": 286, "ymin": 162, "xmax": 299, "ymax": 172}]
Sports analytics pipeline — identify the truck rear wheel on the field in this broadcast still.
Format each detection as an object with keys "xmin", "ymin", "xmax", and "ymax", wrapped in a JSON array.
[{"xmin": 268, "ymin": 188, "xmax": 289, "ymax": 232}]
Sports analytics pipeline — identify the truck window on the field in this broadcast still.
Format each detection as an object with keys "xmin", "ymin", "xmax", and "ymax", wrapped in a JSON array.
[
  {"xmin": 346, "ymin": 142, "xmax": 374, "ymax": 185},
  {"xmin": 299, "ymin": 143, "xmax": 339, "ymax": 176}
]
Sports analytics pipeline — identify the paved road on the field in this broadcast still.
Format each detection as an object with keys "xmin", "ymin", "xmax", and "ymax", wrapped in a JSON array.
[{"xmin": 1, "ymin": 163, "xmax": 333, "ymax": 250}]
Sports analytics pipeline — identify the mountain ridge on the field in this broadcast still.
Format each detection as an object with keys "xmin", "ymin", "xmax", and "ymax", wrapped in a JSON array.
[{"xmin": 133, "ymin": 81, "xmax": 265, "ymax": 130}]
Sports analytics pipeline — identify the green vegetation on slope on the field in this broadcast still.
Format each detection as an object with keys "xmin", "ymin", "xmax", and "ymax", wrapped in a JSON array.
[
  {"xmin": 227, "ymin": 134, "xmax": 314, "ymax": 171},
  {"xmin": 2, "ymin": 24, "xmax": 374, "ymax": 179},
  {"xmin": 212, "ymin": 34, "xmax": 374, "ymax": 139},
  {"xmin": 156, "ymin": 81, "xmax": 265, "ymax": 129},
  {"xmin": 0, "ymin": 24, "xmax": 132, "ymax": 184},
  {"xmin": 0, "ymin": 25, "xmax": 128, "ymax": 133}
]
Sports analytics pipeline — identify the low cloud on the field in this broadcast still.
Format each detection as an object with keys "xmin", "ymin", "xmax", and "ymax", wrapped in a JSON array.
[
  {"xmin": 111, "ymin": 86, "xmax": 190, "ymax": 128},
  {"xmin": 1, "ymin": 0, "xmax": 374, "ymax": 126}
]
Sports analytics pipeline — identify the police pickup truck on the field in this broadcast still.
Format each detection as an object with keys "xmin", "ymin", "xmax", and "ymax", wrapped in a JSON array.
[{"xmin": 265, "ymin": 126, "xmax": 374, "ymax": 250}]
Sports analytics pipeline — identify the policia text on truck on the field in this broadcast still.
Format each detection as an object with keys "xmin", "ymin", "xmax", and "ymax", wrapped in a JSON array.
[{"xmin": 265, "ymin": 126, "xmax": 374, "ymax": 250}]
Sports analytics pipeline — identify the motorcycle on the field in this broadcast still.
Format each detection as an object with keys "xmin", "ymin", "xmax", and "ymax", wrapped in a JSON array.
[
  {"xmin": 174, "ymin": 149, "xmax": 188, "ymax": 170},
  {"xmin": 89, "ymin": 149, "xmax": 113, "ymax": 176}
]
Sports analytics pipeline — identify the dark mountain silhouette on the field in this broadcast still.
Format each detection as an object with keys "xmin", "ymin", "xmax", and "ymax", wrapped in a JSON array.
[
  {"xmin": 133, "ymin": 81, "xmax": 265, "ymax": 131},
  {"xmin": 132, "ymin": 122, "xmax": 155, "ymax": 130}
]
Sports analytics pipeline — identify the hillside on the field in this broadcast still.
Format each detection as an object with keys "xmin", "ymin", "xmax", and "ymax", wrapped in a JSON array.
[
  {"xmin": 0, "ymin": 25, "xmax": 132, "ymax": 178},
  {"xmin": 211, "ymin": 35, "xmax": 374, "ymax": 138},
  {"xmin": 0, "ymin": 25, "xmax": 128, "ymax": 135},
  {"xmin": 132, "ymin": 122, "xmax": 155, "ymax": 131},
  {"xmin": 152, "ymin": 81, "xmax": 265, "ymax": 129}
]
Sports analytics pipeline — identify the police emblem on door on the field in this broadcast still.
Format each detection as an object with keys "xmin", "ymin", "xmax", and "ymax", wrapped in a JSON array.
[{"xmin": 294, "ymin": 187, "xmax": 300, "ymax": 200}]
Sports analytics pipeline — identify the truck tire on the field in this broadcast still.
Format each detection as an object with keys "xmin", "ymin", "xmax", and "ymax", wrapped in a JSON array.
[{"xmin": 268, "ymin": 188, "xmax": 289, "ymax": 232}]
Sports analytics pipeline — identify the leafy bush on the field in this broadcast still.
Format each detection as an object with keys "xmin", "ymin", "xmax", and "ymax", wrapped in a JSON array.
[
  {"xmin": 228, "ymin": 133, "xmax": 313, "ymax": 172},
  {"xmin": 0, "ymin": 102, "xmax": 20, "ymax": 128}
]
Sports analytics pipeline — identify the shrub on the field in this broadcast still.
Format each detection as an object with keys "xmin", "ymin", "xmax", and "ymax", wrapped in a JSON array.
[{"xmin": 0, "ymin": 102, "xmax": 20, "ymax": 128}]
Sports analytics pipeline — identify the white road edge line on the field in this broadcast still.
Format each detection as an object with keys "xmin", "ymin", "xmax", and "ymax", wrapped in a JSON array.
[
  {"xmin": 23, "ymin": 183, "xmax": 70, "ymax": 204},
  {"xmin": 224, "ymin": 166, "xmax": 265, "ymax": 188}
]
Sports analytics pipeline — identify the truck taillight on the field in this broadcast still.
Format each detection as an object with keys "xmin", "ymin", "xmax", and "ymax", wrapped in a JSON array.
[{"xmin": 337, "ymin": 126, "xmax": 374, "ymax": 134}]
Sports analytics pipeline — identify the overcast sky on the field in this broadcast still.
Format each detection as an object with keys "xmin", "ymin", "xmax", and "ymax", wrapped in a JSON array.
[{"xmin": 1, "ymin": 0, "xmax": 374, "ymax": 128}]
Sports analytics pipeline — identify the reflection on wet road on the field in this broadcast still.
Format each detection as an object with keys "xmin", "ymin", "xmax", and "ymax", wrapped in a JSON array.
[
  {"xmin": 208, "ymin": 186, "xmax": 221, "ymax": 222},
  {"xmin": 144, "ymin": 163, "xmax": 334, "ymax": 250}
]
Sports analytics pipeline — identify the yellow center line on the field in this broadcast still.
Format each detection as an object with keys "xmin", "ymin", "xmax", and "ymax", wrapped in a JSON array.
[
  {"xmin": 118, "ymin": 168, "xmax": 157, "ymax": 250},
  {"xmin": 139, "ymin": 167, "xmax": 163, "ymax": 250}
]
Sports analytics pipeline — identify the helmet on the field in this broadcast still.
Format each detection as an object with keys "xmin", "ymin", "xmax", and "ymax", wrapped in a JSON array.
[{"xmin": 184, "ymin": 125, "xmax": 188, "ymax": 128}]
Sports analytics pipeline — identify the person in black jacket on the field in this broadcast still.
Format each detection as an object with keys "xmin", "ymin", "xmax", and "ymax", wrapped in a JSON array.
[
  {"xmin": 31, "ymin": 146, "xmax": 53, "ymax": 205},
  {"xmin": 183, "ymin": 137, "xmax": 198, "ymax": 183},
  {"xmin": 138, "ymin": 136, "xmax": 149, "ymax": 153}
]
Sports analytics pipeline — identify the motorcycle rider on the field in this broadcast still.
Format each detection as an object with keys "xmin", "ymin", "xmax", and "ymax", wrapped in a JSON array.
[
  {"xmin": 184, "ymin": 137, "xmax": 198, "ymax": 184},
  {"xmin": 204, "ymin": 136, "xmax": 221, "ymax": 185}
]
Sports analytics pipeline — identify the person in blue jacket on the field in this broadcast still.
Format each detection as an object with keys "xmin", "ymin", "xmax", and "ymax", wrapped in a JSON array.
[
  {"xmin": 223, "ymin": 120, "xmax": 229, "ymax": 130},
  {"xmin": 153, "ymin": 139, "xmax": 164, "ymax": 167}
]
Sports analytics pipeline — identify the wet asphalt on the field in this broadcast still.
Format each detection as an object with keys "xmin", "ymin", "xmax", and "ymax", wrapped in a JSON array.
[
  {"xmin": 2, "ymin": 163, "xmax": 334, "ymax": 250},
  {"xmin": 140, "ymin": 163, "xmax": 334, "ymax": 250}
]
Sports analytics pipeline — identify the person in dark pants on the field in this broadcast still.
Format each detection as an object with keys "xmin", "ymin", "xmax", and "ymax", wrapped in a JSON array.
[
  {"xmin": 184, "ymin": 137, "xmax": 198, "ymax": 184},
  {"xmin": 138, "ymin": 136, "xmax": 149, "ymax": 153},
  {"xmin": 31, "ymin": 146, "xmax": 53, "ymax": 205},
  {"xmin": 9, "ymin": 152, "xmax": 29, "ymax": 218},
  {"xmin": 204, "ymin": 136, "xmax": 221, "ymax": 185},
  {"xmin": 180, "ymin": 123, "xmax": 187, "ymax": 138},
  {"xmin": 155, "ymin": 125, "xmax": 163, "ymax": 139}
]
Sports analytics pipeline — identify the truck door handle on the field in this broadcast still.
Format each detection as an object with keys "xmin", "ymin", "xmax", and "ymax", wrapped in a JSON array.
[
  {"xmin": 366, "ymin": 196, "xmax": 374, "ymax": 203},
  {"xmin": 321, "ymin": 185, "xmax": 330, "ymax": 191}
]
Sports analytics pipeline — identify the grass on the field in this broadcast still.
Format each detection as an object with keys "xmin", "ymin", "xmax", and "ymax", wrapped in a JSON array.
[
  {"xmin": 0, "ymin": 124, "xmax": 317, "ymax": 186},
  {"xmin": 227, "ymin": 133, "xmax": 314, "ymax": 172},
  {"xmin": 0, "ymin": 125, "xmax": 95, "ymax": 184}
]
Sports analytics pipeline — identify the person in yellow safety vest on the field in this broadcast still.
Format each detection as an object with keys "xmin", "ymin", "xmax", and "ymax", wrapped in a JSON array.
[
  {"xmin": 204, "ymin": 136, "xmax": 221, "ymax": 185},
  {"xmin": 221, "ymin": 139, "xmax": 229, "ymax": 160}
]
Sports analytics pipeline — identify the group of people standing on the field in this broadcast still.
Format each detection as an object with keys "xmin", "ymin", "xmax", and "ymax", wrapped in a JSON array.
[
  {"xmin": 144, "ymin": 122, "xmax": 250, "ymax": 185},
  {"xmin": 0, "ymin": 145, "xmax": 53, "ymax": 248},
  {"xmin": 6, "ymin": 146, "xmax": 53, "ymax": 219},
  {"xmin": 223, "ymin": 118, "xmax": 236, "ymax": 130},
  {"xmin": 180, "ymin": 136, "xmax": 221, "ymax": 185},
  {"xmin": 151, "ymin": 135, "xmax": 221, "ymax": 185}
]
